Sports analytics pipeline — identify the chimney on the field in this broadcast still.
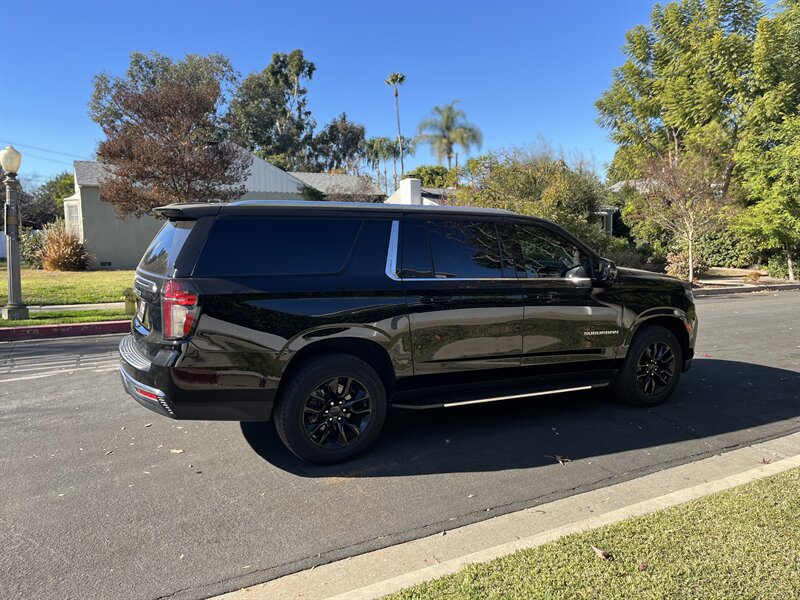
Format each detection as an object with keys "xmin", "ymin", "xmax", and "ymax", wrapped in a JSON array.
[{"xmin": 385, "ymin": 178, "xmax": 422, "ymax": 205}]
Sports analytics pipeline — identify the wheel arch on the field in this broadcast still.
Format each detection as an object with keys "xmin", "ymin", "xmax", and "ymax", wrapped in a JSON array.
[
  {"xmin": 629, "ymin": 313, "xmax": 692, "ymax": 364},
  {"xmin": 277, "ymin": 337, "xmax": 397, "ymax": 406}
]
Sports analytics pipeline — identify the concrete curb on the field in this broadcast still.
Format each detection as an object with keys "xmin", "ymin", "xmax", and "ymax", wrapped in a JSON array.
[
  {"xmin": 214, "ymin": 431, "xmax": 800, "ymax": 600},
  {"xmin": 0, "ymin": 320, "xmax": 130, "ymax": 342},
  {"xmin": 694, "ymin": 283, "xmax": 800, "ymax": 296}
]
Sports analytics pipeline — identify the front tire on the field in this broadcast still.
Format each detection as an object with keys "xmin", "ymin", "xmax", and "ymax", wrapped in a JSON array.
[
  {"xmin": 614, "ymin": 326, "xmax": 682, "ymax": 407},
  {"xmin": 274, "ymin": 353, "xmax": 387, "ymax": 464}
]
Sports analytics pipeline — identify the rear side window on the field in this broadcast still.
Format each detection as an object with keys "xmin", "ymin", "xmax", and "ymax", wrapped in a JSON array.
[
  {"xmin": 194, "ymin": 217, "xmax": 363, "ymax": 277},
  {"xmin": 139, "ymin": 220, "xmax": 195, "ymax": 276},
  {"xmin": 426, "ymin": 219, "xmax": 505, "ymax": 278}
]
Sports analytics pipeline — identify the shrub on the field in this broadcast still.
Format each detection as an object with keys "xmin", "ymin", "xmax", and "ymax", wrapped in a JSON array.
[
  {"xmin": 697, "ymin": 230, "xmax": 760, "ymax": 268},
  {"xmin": 744, "ymin": 271, "xmax": 762, "ymax": 284},
  {"xmin": 665, "ymin": 250, "xmax": 708, "ymax": 282},
  {"xmin": 19, "ymin": 227, "xmax": 46, "ymax": 269},
  {"xmin": 603, "ymin": 237, "xmax": 648, "ymax": 268},
  {"xmin": 766, "ymin": 254, "xmax": 790, "ymax": 280},
  {"xmin": 40, "ymin": 219, "xmax": 88, "ymax": 271}
]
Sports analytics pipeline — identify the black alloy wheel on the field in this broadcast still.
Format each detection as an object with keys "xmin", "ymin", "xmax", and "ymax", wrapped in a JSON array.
[
  {"xmin": 303, "ymin": 376, "xmax": 372, "ymax": 449},
  {"xmin": 614, "ymin": 325, "xmax": 683, "ymax": 407},
  {"xmin": 274, "ymin": 353, "xmax": 388, "ymax": 464},
  {"xmin": 635, "ymin": 341, "xmax": 676, "ymax": 396}
]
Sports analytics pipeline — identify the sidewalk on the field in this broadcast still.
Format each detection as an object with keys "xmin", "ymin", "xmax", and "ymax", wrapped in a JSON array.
[{"xmin": 214, "ymin": 431, "xmax": 800, "ymax": 600}]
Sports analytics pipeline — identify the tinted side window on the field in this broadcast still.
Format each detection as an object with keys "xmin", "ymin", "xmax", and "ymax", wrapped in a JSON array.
[
  {"xmin": 194, "ymin": 217, "xmax": 363, "ymax": 276},
  {"xmin": 514, "ymin": 223, "xmax": 590, "ymax": 278},
  {"xmin": 400, "ymin": 218, "xmax": 433, "ymax": 278},
  {"xmin": 139, "ymin": 220, "xmax": 195, "ymax": 276},
  {"xmin": 427, "ymin": 219, "xmax": 505, "ymax": 278}
]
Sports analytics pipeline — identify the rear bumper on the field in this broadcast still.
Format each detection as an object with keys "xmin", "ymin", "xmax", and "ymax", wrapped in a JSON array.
[
  {"xmin": 118, "ymin": 334, "xmax": 276, "ymax": 421},
  {"xmin": 119, "ymin": 365, "xmax": 174, "ymax": 418}
]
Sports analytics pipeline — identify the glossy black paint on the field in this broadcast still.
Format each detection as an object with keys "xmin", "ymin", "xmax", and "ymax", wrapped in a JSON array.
[{"xmin": 119, "ymin": 202, "xmax": 696, "ymax": 421}]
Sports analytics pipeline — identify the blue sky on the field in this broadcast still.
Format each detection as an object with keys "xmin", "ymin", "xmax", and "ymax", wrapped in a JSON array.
[{"xmin": 0, "ymin": 0, "xmax": 659, "ymax": 187}]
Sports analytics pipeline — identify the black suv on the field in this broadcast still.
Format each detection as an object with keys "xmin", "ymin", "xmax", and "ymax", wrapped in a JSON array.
[{"xmin": 119, "ymin": 201, "xmax": 696, "ymax": 464}]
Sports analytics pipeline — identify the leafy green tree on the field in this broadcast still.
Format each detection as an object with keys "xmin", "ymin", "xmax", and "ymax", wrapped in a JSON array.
[
  {"xmin": 385, "ymin": 73, "xmax": 407, "ymax": 175},
  {"xmin": 90, "ymin": 51, "xmax": 251, "ymax": 216},
  {"xmin": 455, "ymin": 149, "xmax": 610, "ymax": 251},
  {"xmin": 227, "ymin": 49, "xmax": 316, "ymax": 170},
  {"xmin": 312, "ymin": 113, "xmax": 366, "ymax": 174},
  {"xmin": 404, "ymin": 165, "xmax": 455, "ymax": 187},
  {"xmin": 596, "ymin": 0, "xmax": 764, "ymax": 188},
  {"xmin": 35, "ymin": 171, "xmax": 74, "ymax": 211},
  {"xmin": 417, "ymin": 101, "xmax": 482, "ymax": 169},
  {"xmin": 736, "ymin": 115, "xmax": 800, "ymax": 280},
  {"xmin": 733, "ymin": 1, "xmax": 800, "ymax": 279},
  {"xmin": 24, "ymin": 171, "xmax": 74, "ymax": 227}
]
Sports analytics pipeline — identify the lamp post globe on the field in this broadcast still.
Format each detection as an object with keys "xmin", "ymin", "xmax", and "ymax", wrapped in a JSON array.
[
  {"xmin": 2, "ymin": 144, "xmax": 28, "ymax": 320},
  {"xmin": 0, "ymin": 145, "xmax": 22, "ymax": 175}
]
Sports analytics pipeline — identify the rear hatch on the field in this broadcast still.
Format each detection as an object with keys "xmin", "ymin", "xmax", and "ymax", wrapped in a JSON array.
[{"xmin": 132, "ymin": 217, "xmax": 203, "ymax": 345}]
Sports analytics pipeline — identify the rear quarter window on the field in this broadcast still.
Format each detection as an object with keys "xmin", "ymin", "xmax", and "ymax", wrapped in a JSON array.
[
  {"xmin": 139, "ymin": 220, "xmax": 195, "ymax": 276},
  {"xmin": 194, "ymin": 216, "xmax": 364, "ymax": 277}
]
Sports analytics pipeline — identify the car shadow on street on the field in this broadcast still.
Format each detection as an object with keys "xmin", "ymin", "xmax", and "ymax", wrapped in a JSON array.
[{"xmin": 240, "ymin": 359, "xmax": 800, "ymax": 477}]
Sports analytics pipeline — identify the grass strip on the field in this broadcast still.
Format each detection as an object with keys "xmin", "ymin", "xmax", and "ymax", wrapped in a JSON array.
[
  {"xmin": 0, "ymin": 268, "xmax": 135, "ymax": 305},
  {"xmin": 388, "ymin": 467, "xmax": 800, "ymax": 599},
  {"xmin": 0, "ymin": 309, "xmax": 129, "ymax": 327}
]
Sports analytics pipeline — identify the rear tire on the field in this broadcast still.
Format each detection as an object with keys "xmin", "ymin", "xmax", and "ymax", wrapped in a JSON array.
[
  {"xmin": 274, "ymin": 353, "xmax": 387, "ymax": 464},
  {"xmin": 614, "ymin": 326, "xmax": 682, "ymax": 407}
]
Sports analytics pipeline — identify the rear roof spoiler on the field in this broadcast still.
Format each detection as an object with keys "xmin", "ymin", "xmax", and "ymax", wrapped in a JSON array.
[{"xmin": 154, "ymin": 203, "xmax": 223, "ymax": 220}]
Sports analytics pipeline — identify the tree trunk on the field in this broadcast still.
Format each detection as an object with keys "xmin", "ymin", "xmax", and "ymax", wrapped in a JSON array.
[
  {"xmin": 447, "ymin": 153, "xmax": 452, "ymax": 170},
  {"xmin": 688, "ymin": 238, "xmax": 694, "ymax": 283},
  {"xmin": 392, "ymin": 156, "xmax": 398, "ymax": 191},
  {"xmin": 383, "ymin": 161, "xmax": 388, "ymax": 196},
  {"xmin": 395, "ymin": 90, "xmax": 404, "ymax": 176},
  {"xmin": 787, "ymin": 244, "xmax": 796, "ymax": 282}
]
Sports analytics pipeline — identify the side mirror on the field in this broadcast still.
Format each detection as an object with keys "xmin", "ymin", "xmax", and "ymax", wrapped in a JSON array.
[{"xmin": 596, "ymin": 258, "xmax": 617, "ymax": 285}]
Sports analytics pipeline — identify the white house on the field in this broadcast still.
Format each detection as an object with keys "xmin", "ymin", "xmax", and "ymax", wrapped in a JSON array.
[{"xmin": 63, "ymin": 153, "xmax": 383, "ymax": 269}]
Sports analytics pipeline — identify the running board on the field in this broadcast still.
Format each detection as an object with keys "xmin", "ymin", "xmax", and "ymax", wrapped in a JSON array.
[{"xmin": 392, "ymin": 381, "xmax": 609, "ymax": 410}]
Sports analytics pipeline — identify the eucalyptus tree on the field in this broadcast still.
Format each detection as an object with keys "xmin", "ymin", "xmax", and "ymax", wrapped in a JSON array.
[
  {"xmin": 385, "ymin": 73, "xmax": 407, "ymax": 175},
  {"xmin": 417, "ymin": 101, "xmax": 482, "ymax": 169}
]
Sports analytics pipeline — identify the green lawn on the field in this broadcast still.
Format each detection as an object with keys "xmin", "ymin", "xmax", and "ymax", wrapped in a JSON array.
[
  {"xmin": 0, "ymin": 267, "xmax": 135, "ymax": 305},
  {"xmin": 388, "ymin": 467, "xmax": 800, "ymax": 600},
  {"xmin": 0, "ymin": 308, "xmax": 129, "ymax": 327}
]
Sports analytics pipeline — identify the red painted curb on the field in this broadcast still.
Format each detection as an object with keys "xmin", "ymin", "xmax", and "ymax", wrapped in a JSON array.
[{"xmin": 0, "ymin": 320, "xmax": 131, "ymax": 342}]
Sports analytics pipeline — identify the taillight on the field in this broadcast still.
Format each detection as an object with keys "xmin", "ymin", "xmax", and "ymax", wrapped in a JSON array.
[{"xmin": 163, "ymin": 279, "xmax": 199, "ymax": 340}]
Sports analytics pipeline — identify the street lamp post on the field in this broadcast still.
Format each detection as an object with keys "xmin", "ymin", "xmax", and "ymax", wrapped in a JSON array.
[{"xmin": 1, "ymin": 145, "xmax": 29, "ymax": 320}]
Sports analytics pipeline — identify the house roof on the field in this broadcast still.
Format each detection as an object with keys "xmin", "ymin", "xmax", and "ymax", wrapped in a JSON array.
[
  {"xmin": 609, "ymin": 179, "xmax": 654, "ymax": 193},
  {"xmin": 74, "ymin": 161, "xmax": 112, "ymax": 187},
  {"xmin": 290, "ymin": 172, "xmax": 383, "ymax": 196},
  {"xmin": 73, "ymin": 156, "xmax": 380, "ymax": 198}
]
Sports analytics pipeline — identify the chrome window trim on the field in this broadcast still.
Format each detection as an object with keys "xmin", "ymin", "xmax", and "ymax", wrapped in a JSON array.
[
  {"xmin": 385, "ymin": 219, "xmax": 592, "ymax": 284},
  {"xmin": 385, "ymin": 220, "xmax": 401, "ymax": 281}
]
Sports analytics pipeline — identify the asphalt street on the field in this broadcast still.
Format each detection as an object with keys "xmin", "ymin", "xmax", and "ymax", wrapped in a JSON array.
[{"xmin": 1, "ymin": 291, "xmax": 799, "ymax": 600}]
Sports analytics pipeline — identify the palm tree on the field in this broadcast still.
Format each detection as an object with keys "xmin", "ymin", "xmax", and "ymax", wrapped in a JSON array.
[
  {"xmin": 364, "ymin": 138, "xmax": 382, "ymax": 189},
  {"xmin": 365, "ymin": 137, "xmax": 395, "ymax": 194},
  {"xmin": 377, "ymin": 136, "xmax": 395, "ymax": 194},
  {"xmin": 385, "ymin": 73, "xmax": 407, "ymax": 176},
  {"xmin": 417, "ymin": 101, "xmax": 482, "ymax": 169}
]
